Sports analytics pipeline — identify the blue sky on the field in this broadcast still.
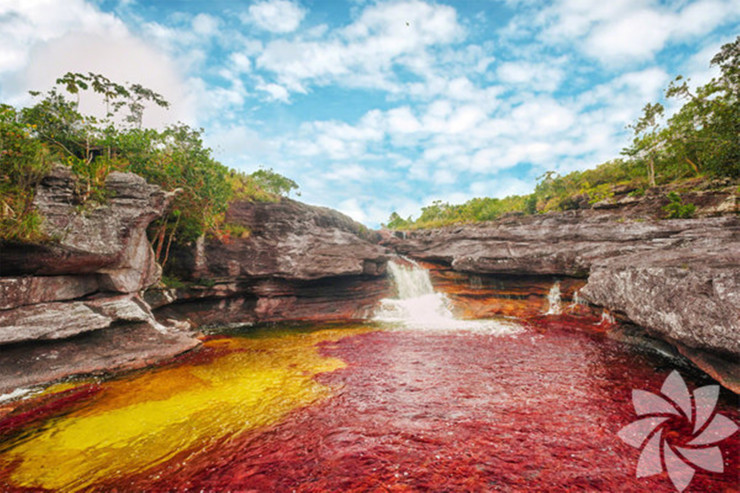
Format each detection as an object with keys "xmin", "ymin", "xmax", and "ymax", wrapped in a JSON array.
[{"xmin": 1, "ymin": 0, "xmax": 738, "ymax": 226}]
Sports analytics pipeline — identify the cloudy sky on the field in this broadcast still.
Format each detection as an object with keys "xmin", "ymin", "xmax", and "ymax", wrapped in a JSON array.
[{"xmin": 1, "ymin": 0, "xmax": 738, "ymax": 226}]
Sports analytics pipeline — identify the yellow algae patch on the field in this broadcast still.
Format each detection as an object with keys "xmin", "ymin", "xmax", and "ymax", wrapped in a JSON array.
[{"xmin": 0, "ymin": 326, "xmax": 370, "ymax": 491}]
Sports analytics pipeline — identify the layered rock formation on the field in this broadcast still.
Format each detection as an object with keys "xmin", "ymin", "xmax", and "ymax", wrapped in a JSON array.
[
  {"xmin": 385, "ymin": 209, "xmax": 739, "ymax": 392},
  {"xmin": 148, "ymin": 198, "xmax": 390, "ymax": 327},
  {"xmin": 0, "ymin": 167, "xmax": 198, "ymax": 393}
]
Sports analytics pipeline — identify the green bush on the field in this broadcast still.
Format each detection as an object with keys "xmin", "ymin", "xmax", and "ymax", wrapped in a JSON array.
[
  {"xmin": 663, "ymin": 192, "xmax": 696, "ymax": 219},
  {"xmin": 0, "ymin": 73, "xmax": 299, "ymax": 259}
]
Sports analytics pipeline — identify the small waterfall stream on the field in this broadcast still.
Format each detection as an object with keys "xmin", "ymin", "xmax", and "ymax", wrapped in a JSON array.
[
  {"xmin": 546, "ymin": 282, "xmax": 562, "ymax": 315},
  {"xmin": 374, "ymin": 259, "xmax": 521, "ymax": 335}
]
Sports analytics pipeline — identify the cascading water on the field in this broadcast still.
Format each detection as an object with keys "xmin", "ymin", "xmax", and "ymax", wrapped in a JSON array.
[
  {"xmin": 374, "ymin": 259, "xmax": 521, "ymax": 335},
  {"xmin": 569, "ymin": 289, "xmax": 585, "ymax": 309},
  {"xmin": 546, "ymin": 282, "xmax": 562, "ymax": 315}
]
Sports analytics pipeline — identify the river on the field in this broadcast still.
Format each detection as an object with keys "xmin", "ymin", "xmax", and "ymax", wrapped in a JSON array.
[{"xmin": 0, "ymin": 261, "xmax": 737, "ymax": 491}]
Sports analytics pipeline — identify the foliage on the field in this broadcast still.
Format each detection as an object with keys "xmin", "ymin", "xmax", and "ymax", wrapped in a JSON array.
[
  {"xmin": 0, "ymin": 73, "xmax": 298, "ymax": 255},
  {"xmin": 248, "ymin": 168, "xmax": 299, "ymax": 197},
  {"xmin": 662, "ymin": 192, "xmax": 696, "ymax": 219},
  {"xmin": 161, "ymin": 274, "xmax": 188, "ymax": 289},
  {"xmin": 624, "ymin": 36, "xmax": 740, "ymax": 181},
  {"xmin": 0, "ymin": 105, "xmax": 52, "ymax": 242},
  {"xmin": 383, "ymin": 212, "xmax": 412, "ymax": 229}
]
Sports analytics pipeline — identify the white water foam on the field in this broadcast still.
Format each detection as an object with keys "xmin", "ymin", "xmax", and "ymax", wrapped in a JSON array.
[
  {"xmin": 373, "ymin": 259, "xmax": 522, "ymax": 335},
  {"xmin": 546, "ymin": 282, "xmax": 562, "ymax": 315}
]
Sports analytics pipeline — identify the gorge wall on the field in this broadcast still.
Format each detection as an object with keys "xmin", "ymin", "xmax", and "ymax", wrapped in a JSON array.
[
  {"xmin": 147, "ymin": 198, "xmax": 390, "ymax": 327},
  {"xmin": 1, "ymin": 169, "xmax": 737, "ymax": 397},
  {"xmin": 0, "ymin": 167, "xmax": 199, "ymax": 394}
]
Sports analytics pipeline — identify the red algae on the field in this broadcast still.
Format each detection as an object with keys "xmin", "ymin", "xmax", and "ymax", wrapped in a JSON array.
[
  {"xmin": 138, "ymin": 323, "xmax": 737, "ymax": 492},
  {"xmin": 0, "ymin": 321, "xmax": 737, "ymax": 492}
]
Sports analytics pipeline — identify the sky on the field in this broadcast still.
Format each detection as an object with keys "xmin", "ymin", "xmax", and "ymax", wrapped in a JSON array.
[{"xmin": 0, "ymin": 0, "xmax": 738, "ymax": 226}]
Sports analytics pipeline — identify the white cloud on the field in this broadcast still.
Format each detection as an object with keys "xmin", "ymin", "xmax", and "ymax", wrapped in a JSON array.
[
  {"xmin": 0, "ymin": 0, "xmax": 126, "ymax": 75},
  {"xmin": 256, "ymin": 81, "xmax": 290, "ymax": 102},
  {"xmin": 0, "ymin": 1, "xmax": 190, "ymax": 126},
  {"xmin": 246, "ymin": 0, "xmax": 306, "ymax": 33},
  {"xmin": 192, "ymin": 13, "xmax": 220, "ymax": 37},
  {"xmin": 255, "ymin": 0, "xmax": 464, "ymax": 94},
  {"xmin": 229, "ymin": 52, "xmax": 253, "ymax": 73},
  {"xmin": 497, "ymin": 60, "xmax": 565, "ymax": 92},
  {"xmin": 520, "ymin": 0, "xmax": 740, "ymax": 65}
]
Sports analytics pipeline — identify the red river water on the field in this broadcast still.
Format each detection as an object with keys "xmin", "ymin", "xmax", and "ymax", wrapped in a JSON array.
[{"xmin": 0, "ymin": 262, "xmax": 737, "ymax": 491}]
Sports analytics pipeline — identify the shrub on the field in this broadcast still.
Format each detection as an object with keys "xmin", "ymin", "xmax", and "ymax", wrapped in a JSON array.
[{"xmin": 663, "ymin": 192, "xmax": 696, "ymax": 219}]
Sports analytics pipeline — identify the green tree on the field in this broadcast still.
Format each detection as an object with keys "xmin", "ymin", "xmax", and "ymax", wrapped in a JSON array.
[
  {"xmin": 624, "ymin": 102, "xmax": 664, "ymax": 187},
  {"xmin": 249, "ymin": 168, "xmax": 299, "ymax": 197}
]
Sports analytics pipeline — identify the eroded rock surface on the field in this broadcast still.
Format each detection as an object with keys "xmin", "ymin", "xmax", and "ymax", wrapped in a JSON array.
[
  {"xmin": 154, "ymin": 199, "xmax": 391, "ymax": 326},
  {"xmin": 0, "ymin": 166, "xmax": 169, "ymax": 293},
  {"xmin": 0, "ymin": 168, "xmax": 197, "ymax": 394}
]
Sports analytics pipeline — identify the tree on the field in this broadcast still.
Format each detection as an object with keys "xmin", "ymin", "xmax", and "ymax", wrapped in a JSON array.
[
  {"xmin": 624, "ymin": 102, "xmax": 664, "ymax": 187},
  {"xmin": 659, "ymin": 37, "xmax": 739, "ymax": 178},
  {"xmin": 249, "ymin": 168, "xmax": 299, "ymax": 196}
]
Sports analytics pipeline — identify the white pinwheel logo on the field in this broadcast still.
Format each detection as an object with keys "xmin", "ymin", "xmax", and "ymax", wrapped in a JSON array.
[{"xmin": 618, "ymin": 370, "xmax": 738, "ymax": 492}]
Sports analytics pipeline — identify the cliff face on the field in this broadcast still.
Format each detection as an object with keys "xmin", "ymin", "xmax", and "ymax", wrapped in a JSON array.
[
  {"xmin": 0, "ymin": 167, "xmax": 199, "ymax": 393},
  {"xmin": 148, "ymin": 198, "xmax": 391, "ymax": 327},
  {"xmin": 0, "ymin": 172, "xmax": 392, "ymax": 395},
  {"xmin": 385, "ymin": 209, "xmax": 740, "ymax": 392}
]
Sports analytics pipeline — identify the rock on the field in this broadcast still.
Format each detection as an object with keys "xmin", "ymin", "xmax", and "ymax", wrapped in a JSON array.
[
  {"xmin": 580, "ymin": 248, "xmax": 740, "ymax": 358},
  {"xmin": 0, "ymin": 302, "xmax": 111, "ymax": 345},
  {"xmin": 0, "ymin": 166, "xmax": 171, "ymax": 294},
  {"xmin": 171, "ymin": 199, "xmax": 387, "ymax": 281},
  {"xmin": 386, "ymin": 212, "xmax": 736, "ymax": 278},
  {"xmin": 0, "ymin": 275, "xmax": 98, "ymax": 310},
  {"xmin": 0, "ymin": 293, "xmax": 169, "ymax": 346},
  {"xmin": 0, "ymin": 323, "xmax": 200, "ymax": 394},
  {"xmin": 156, "ymin": 199, "xmax": 392, "ymax": 326}
]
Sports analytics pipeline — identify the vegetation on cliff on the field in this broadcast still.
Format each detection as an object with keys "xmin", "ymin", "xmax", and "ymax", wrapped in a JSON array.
[
  {"xmin": 386, "ymin": 37, "xmax": 739, "ymax": 230},
  {"xmin": 0, "ymin": 73, "xmax": 298, "ymax": 255}
]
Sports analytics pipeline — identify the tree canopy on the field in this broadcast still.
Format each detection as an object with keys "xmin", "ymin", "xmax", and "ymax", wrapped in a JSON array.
[{"xmin": 1, "ymin": 72, "xmax": 299, "ymax": 258}]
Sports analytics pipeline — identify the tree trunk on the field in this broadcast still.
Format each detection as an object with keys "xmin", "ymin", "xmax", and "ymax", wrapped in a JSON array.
[{"xmin": 648, "ymin": 157, "xmax": 656, "ymax": 187}]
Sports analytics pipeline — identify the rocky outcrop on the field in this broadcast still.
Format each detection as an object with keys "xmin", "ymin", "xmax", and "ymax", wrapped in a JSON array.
[
  {"xmin": 0, "ymin": 167, "xmax": 199, "ymax": 394},
  {"xmin": 386, "ymin": 211, "xmax": 739, "ymax": 392},
  {"xmin": 385, "ymin": 213, "xmax": 736, "ymax": 277},
  {"xmin": 0, "ymin": 323, "xmax": 199, "ymax": 395},
  {"xmin": 150, "ymin": 199, "xmax": 391, "ymax": 326}
]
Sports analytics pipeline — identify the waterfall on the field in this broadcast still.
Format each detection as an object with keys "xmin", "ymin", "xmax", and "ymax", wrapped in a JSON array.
[
  {"xmin": 546, "ymin": 282, "xmax": 562, "ymax": 315},
  {"xmin": 570, "ymin": 289, "xmax": 584, "ymax": 307},
  {"xmin": 597, "ymin": 309, "xmax": 615, "ymax": 326},
  {"xmin": 374, "ymin": 259, "xmax": 521, "ymax": 335}
]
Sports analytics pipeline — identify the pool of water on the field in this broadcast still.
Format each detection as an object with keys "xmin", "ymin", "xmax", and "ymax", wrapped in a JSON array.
[{"xmin": 0, "ymin": 320, "xmax": 737, "ymax": 492}]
